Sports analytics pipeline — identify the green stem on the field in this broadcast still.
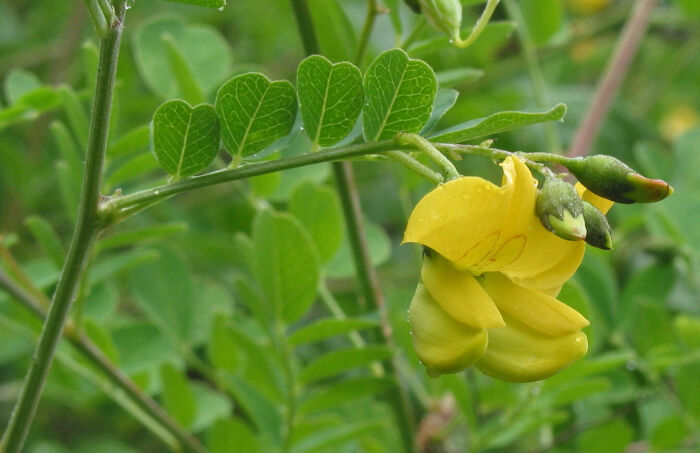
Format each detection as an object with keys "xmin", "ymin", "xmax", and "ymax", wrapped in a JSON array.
[
  {"xmin": 289, "ymin": 0, "xmax": 320, "ymax": 55},
  {"xmin": 396, "ymin": 132, "xmax": 459, "ymax": 180},
  {"xmin": 503, "ymin": 0, "xmax": 562, "ymax": 154},
  {"xmin": 1, "ymin": 5, "xmax": 126, "ymax": 452},
  {"xmin": 355, "ymin": 0, "xmax": 378, "ymax": 66},
  {"xmin": 101, "ymin": 140, "xmax": 408, "ymax": 220},
  {"xmin": 386, "ymin": 151, "xmax": 444, "ymax": 185},
  {"xmin": 83, "ymin": 0, "xmax": 109, "ymax": 36},
  {"xmin": 433, "ymin": 142, "xmax": 561, "ymax": 177},
  {"xmin": 454, "ymin": 0, "xmax": 500, "ymax": 49},
  {"xmin": 272, "ymin": 320, "xmax": 297, "ymax": 453},
  {"xmin": 318, "ymin": 282, "xmax": 385, "ymax": 377}
]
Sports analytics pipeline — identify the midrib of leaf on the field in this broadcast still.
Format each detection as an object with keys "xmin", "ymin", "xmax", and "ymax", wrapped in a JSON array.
[
  {"xmin": 175, "ymin": 109, "xmax": 193, "ymax": 180},
  {"xmin": 313, "ymin": 68, "xmax": 333, "ymax": 148},
  {"xmin": 238, "ymin": 82, "xmax": 271, "ymax": 159},
  {"xmin": 372, "ymin": 60, "xmax": 408, "ymax": 142},
  {"xmin": 272, "ymin": 236, "xmax": 282, "ymax": 320}
]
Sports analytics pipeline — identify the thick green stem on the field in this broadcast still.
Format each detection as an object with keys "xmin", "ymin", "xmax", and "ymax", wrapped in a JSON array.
[
  {"xmin": 504, "ymin": 0, "xmax": 562, "ymax": 154},
  {"xmin": 83, "ymin": 0, "xmax": 109, "ymax": 36},
  {"xmin": 1, "ymin": 5, "xmax": 125, "ymax": 452},
  {"xmin": 101, "ymin": 140, "xmax": 408, "ymax": 219}
]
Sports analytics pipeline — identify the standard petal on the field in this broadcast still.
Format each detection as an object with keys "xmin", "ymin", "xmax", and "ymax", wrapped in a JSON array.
[
  {"xmin": 403, "ymin": 175, "xmax": 511, "ymax": 267},
  {"xmin": 476, "ymin": 315, "xmax": 588, "ymax": 382},
  {"xmin": 409, "ymin": 284, "xmax": 488, "ymax": 377},
  {"xmin": 404, "ymin": 156, "xmax": 536, "ymax": 272},
  {"xmin": 480, "ymin": 273, "xmax": 589, "ymax": 336},
  {"xmin": 469, "ymin": 156, "xmax": 538, "ymax": 274},
  {"xmin": 576, "ymin": 182, "xmax": 614, "ymax": 214},
  {"xmin": 422, "ymin": 253, "xmax": 505, "ymax": 329}
]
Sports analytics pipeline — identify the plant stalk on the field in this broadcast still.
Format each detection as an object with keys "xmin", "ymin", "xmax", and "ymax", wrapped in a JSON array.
[
  {"xmin": 102, "ymin": 140, "xmax": 409, "ymax": 218},
  {"xmin": 1, "ymin": 4, "xmax": 125, "ymax": 451},
  {"xmin": 355, "ymin": 0, "xmax": 379, "ymax": 66}
]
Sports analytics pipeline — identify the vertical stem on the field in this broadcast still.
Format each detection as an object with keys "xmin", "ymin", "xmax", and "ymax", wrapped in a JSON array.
[
  {"xmin": 289, "ymin": 0, "xmax": 320, "ymax": 56},
  {"xmin": 504, "ymin": 0, "xmax": 562, "ymax": 154},
  {"xmin": 355, "ymin": 0, "xmax": 378, "ymax": 66},
  {"xmin": 289, "ymin": 1, "xmax": 416, "ymax": 451},
  {"xmin": 567, "ymin": 0, "xmax": 658, "ymax": 157},
  {"xmin": 1, "ymin": 4, "xmax": 126, "ymax": 451}
]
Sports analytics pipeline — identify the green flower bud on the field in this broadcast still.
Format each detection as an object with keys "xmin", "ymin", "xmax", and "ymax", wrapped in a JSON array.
[
  {"xmin": 536, "ymin": 178, "xmax": 587, "ymax": 241},
  {"xmin": 419, "ymin": 0, "xmax": 463, "ymax": 41},
  {"xmin": 581, "ymin": 200, "xmax": 612, "ymax": 250},
  {"xmin": 565, "ymin": 155, "xmax": 673, "ymax": 204}
]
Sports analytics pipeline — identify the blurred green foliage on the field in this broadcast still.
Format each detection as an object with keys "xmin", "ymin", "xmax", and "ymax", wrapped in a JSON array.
[{"xmin": 1, "ymin": 0, "xmax": 699, "ymax": 452}]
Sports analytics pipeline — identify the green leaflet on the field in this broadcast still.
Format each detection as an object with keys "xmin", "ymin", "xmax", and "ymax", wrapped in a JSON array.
[
  {"xmin": 290, "ymin": 420, "xmax": 386, "ymax": 453},
  {"xmin": 215, "ymin": 73, "xmax": 297, "ymax": 159},
  {"xmin": 160, "ymin": 363, "xmax": 197, "ymax": 428},
  {"xmin": 299, "ymin": 346, "xmax": 393, "ymax": 383},
  {"xmin": 133, "ymin": 17, "xmax": 232, "ymax": 100},
  {"xmin": 207, "ymin": 418, "xmax": 259, "ymax": 453},
  {"xmin": 252, "ymin": 209, "xmax": 319, "ymax": 324},
  {"xmin": 24, "ymin": 215, "xmax": 65, "ymax": 269},
  {"xmin": 164, "ymin": 0, "xmax": 226, "ymax": 7},
  {"xmin": 363, "ymin": 48, "xmax": 437, "ymax": 141},
  {"xmin": 297, "ymin": 55, "xmax": 363, "ymax": 148},
  {"xmin": 306, "ymin": 0, "xmax": 357, "ymax": 62},
  {"xmin": 289, "ymin": 182, "xmax": 344, "ymax": 262},
  {"xmin": 151, "ymin": 99, "xmax": 220, "ymax": 179},
  {"xmin": 289, "ymin": 318, "xmax": 380, "ymax": 346},
  {"xmin": 298, "ymin": 377, "xmax": 394, "ymax": 413},
  {"xmin": 4, "ymin": 68, "xmax": 41, "ymax": 104},
  {"xmin": 430, "ymin": 103, "xmax": 567, "ymax": 143}
]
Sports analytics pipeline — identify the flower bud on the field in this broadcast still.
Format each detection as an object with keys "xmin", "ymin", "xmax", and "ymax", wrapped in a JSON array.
[
  {"xmin": 536, "ymin": 178, "xmax": 587, "ymax": 241},
  {"xmin": 419, "ymin": 0, "xmax": 462, "ymax": 41},
  {"xmin": 565, "ymin": 155, "xmax": 673, "ymax": 204},
  {"xmin": 581, "ymin": 200, "xmax": 612, "ymax": 250}
]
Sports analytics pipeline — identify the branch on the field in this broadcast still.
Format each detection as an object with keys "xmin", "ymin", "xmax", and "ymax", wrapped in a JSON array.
[{"xmin": 101, "ymin": 140, "xmax": 408, "ymax": 220}]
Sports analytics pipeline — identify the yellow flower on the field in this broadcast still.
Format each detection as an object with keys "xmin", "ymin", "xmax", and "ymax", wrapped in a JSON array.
[{"xmin": 404, "ymin": 156, "xmax": 612, "ymax": 381}]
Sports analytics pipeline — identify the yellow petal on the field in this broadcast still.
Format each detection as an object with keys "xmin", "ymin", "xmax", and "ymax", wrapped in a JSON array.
[
  {"xmin": 503, "ymin": 241, "xmax": 585, "ymax": 292},
  {"xmin": 480, "ymin": 273, "xmax": 589, "ymax": 336},
  {"xmin": 498, "ymin": 215, "xmax": 586, "ymax": 290},
  {"xmin": 576, "ymin": 182, "xmax": 614, "ymax": 214},
  {"xmin": 404, "ymin": 157, "xmax": 535, "ymax": 272},
  {"xmin": 476, "ymin": 316, "xmax": 588, "ymax": 382},
  {"xmin": 469, "ymin": 156, "xmax": 538, "ymax": 274},
  {"xmin": 409, "ymin": 284, "xmax": 488, "ymax": 377},
  {"xmin": 422, "ymin": 253, "xmax": 505, "ymax": 329}
]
